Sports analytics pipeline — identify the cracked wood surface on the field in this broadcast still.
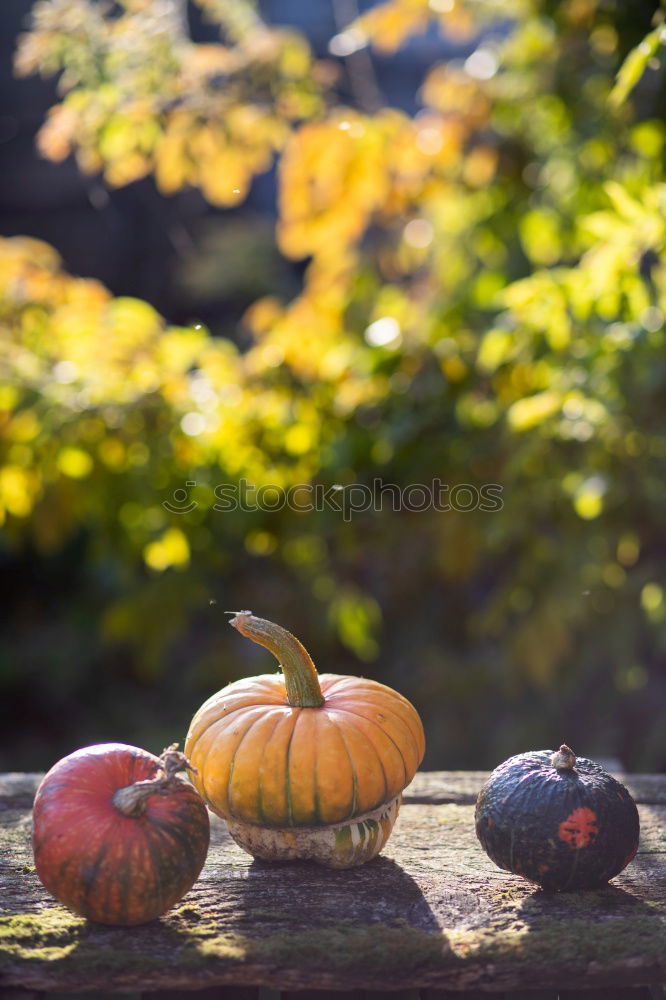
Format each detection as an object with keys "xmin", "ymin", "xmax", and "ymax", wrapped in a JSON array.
[{"xmin": 1, "ymin": 771, "xmax": 665, "ymax": 993}]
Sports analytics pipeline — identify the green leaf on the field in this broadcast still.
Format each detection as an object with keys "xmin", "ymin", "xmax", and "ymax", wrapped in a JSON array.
[
  {"xmin": 477, "ymin": 329, "xmax": 514, "ymax": 373},
  {"xmin": 609, "ymin": 26, "xmax": 664, "ymax": 108},
  {"xmin": 507, "ymin": 391, "xmax": 562, "ymax": 432}
]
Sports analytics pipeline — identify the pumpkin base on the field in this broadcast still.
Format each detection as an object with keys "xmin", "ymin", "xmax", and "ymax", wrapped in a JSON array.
[{"xmin": 226, "ymin": 795, "xmax": 401, "ymax": 868}]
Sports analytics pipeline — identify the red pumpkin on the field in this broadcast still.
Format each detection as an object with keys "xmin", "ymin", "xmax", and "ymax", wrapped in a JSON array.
[{"xmin": 32, "ymin": 743, "xmax": 210, "ymax": 925}]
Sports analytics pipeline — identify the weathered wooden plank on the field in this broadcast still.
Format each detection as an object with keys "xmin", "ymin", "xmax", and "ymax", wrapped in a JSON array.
[
  {"xmin": 279, "ymin": 992, "xmax": 420, "ymax": 999},
  {"xmin": 142, "ymin": 989, "xmax": 258, "ymax": 1000},
  {"xmin": 1, "ymin": 771, "xmax": 664, "ymax": 807},
  {"xmin": 558, "ymin": 990, "xmax": 654, "ymax": 999},
  {"xmin": 0, "ymin": 989, "xmax": 45, "ymax": 1000},
  {"xmin": 403, "ymin": 772, "xmax": 666, "ymax": 806},
  {"xmin": 420, "ymin": 991, "xmax": 512, "ymax": 1000},
  {"xmin": 279, "ymin": 991, "xmax": 366, "ymax": 1000},
  {"xmin": 1, "ymin": 774, "xmax": 665, "ymax": 994}
]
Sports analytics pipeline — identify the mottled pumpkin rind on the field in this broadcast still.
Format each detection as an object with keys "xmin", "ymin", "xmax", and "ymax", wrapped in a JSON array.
[
  {"xmin": 32, "ymin": 743, "xmax": 210, "ymax": 925},
  {"xmin": 227, "ymin": 795, "xmax": 402, "ymax": 868},
  {"xmin": 475, "ymin": 750, "xmax": 640, "ymax": 891},
  {"xmin": 184, "ymin": 672, "xmax": 425, "ymax": 829}
]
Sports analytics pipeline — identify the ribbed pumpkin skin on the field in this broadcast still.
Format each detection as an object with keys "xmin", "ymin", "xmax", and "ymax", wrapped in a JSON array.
[
  {"xmin": 184, "ymin": 673, "xmax": 425, "ymax": 827},
  {"xmin": 475, "ymin": 751, "xmax": 640, "ymax": 891},
  {"xmin": 33, "ymin": 743, "xmax": 210, "ymax": 925}
]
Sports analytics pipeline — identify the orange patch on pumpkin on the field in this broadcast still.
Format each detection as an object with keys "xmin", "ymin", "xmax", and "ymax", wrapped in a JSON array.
[{"xmin": 558, "ymin": 807, "xmax": 599, "ymax": 849}]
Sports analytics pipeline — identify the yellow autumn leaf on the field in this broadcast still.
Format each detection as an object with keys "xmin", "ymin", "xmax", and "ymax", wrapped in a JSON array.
[
  {"xmin": 56, "ymin": 447, "xmax": 94, "ymax": 479},
  {"xmin": 104, "ymin": 152, "xmax": 151, "ymax": 187},
  {"xmin": 477, "ymin": 329, "xmax": 514, "ymax": 373},
  {"xmin": 507, "ymin": 391, "xmax": 561, "ymax": 431},
  {"xmin": 155, "ymin": 128, "xmax": 192, "ymax": 194},
  {"xmin": 0, "ymin": 465, "xmax": 40, "ymax": 517},
  {"xmin": 357, "ymin": 1, "xmax": 429, "ymax": 54},
  {"xmin": 198, "ymin": 148, "xmax": 250, "ymax": 206},
  {"xmin": 143, "ymin": 528, "xmax": 191, "ymax": 571}
]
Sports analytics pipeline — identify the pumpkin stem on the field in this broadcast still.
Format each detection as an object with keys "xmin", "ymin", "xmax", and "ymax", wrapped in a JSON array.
[
  {"xmin": 551, "ymin": 744, "xmax": 577, "ymax": 771},
  {"xmin": 229, "ymin": 611, "xmax": 325, "ymax": 708},
  {"xmin": 112, "ymin": 744, "xmax": 196, "ymax": 818}
]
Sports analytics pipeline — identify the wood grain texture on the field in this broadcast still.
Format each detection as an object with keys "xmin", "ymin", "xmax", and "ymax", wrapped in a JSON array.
[{"xmin": 1, "ymin": 772, "xmax": 665, "ymax": 994}]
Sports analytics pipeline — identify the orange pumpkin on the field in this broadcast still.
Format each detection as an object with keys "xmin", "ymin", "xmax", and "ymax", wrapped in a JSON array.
[{"xmin": 185, "ymin": 611, "xmax": 425, "ymax": 867}]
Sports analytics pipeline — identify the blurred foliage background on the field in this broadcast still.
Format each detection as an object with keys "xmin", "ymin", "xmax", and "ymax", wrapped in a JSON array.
[{"xmin": 1, "ymin": 0, "xmax": 666, "ymax": 773}]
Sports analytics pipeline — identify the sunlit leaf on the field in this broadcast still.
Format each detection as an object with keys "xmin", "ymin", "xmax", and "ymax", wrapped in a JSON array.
[
  {"xmin": 507, "ymin": 391, "xmax": 561, "ymax": 431},
  {"xmin": 610, "ymin": 26, "xmax": 664, "ymax": 108},
  {"xmin": 143, "ymin": 527, "xmax": 191, "ymax": 571}
]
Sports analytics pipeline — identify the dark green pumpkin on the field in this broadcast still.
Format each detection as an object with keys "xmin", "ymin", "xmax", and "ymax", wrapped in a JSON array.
[{"xmin": 475, "ymin": 745, "xmax": 640, "ymax": 891}]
